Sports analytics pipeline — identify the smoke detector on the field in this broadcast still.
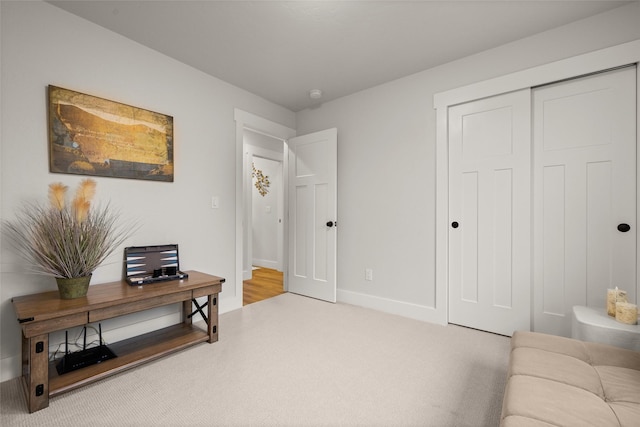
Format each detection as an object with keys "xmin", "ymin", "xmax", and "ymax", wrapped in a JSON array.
[{"xmin": 309, "ymin": 89, "xmax": 323, "ymax": 99}]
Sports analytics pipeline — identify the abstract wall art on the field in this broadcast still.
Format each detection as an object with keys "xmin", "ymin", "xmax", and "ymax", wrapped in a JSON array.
[{"xmin": 48, "ymin": 86, "xmax": 174, "ymax": 182}]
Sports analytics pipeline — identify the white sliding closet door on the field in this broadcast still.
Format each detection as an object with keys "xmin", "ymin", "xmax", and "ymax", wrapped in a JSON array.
[
  {"xmin": 532, "ymin": 66, "xmax": 637, "ymax": 337},
  {"xmin": 448, "ymin": 89, "xmax": 531, "ymax": 337}
]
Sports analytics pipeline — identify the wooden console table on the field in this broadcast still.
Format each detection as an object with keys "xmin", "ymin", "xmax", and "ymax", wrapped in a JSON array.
[{"xmin": 11, "ymin": 270, "xmax": 224, "ymax": 413}]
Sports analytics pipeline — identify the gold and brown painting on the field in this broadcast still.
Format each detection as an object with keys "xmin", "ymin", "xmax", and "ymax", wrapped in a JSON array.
[{"xmin": 48, "ymin": 86, "xmax": 174, "ymax": 182}]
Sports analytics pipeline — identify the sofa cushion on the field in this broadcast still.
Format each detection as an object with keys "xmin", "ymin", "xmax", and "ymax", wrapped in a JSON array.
[
  {"xmin": 510, "ymin": 330, "xmax": 592, "ymax": 361},
  {"xmin": 501, "ymin": 331, "xmax": 640, "ymax": 427},
  {"xmin": 608, "ymin": 402, "xmax": 640, "ymax": 426},
  {"xmin": 587, "ymin": 341, "xmax": 640, "ymax": 370},
  {"xmin": 502, "ymin": 375, "xmax": 621, "ymax": 427},
  {"xmin": 509, "ymin": 347, "xmax": 604, "ymax": 396},
  {"xmin": 596, "ymin": 365, "xmax": 640, "ymax": 403},
  {"xmin": 501, "ymin": 416, "xmax": 557, "ymax": 427}
]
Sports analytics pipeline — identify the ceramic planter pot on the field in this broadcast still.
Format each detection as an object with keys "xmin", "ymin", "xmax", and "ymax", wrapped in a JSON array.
[{"xmin": 55, "ymin": 275, "xmax": 91, "ymax": 299}]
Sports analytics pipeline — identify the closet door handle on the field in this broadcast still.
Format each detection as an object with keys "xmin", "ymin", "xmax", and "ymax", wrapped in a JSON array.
[
  {"xmin": 617, "ymin": 223, "xmax": 631, "ymax": 232},
  {"xmin": 451, "ymin": 221, "xmax": 459, "ymax": 229}
]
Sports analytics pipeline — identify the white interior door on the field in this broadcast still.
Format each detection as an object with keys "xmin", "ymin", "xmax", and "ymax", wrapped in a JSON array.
[
  {"xmin": 533, "ymin": 66, "xmax": 637, "ymax": 336},
  {"xmin": 287, "ymin": 128, "xmax": 338, "ymax": 302},
  {"xmin": 448, "ymin": 89, "xmax": 531, "ymax": 337}
]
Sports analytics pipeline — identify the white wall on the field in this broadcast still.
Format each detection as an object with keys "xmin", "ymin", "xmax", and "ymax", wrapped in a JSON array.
[
  {"xmin": 295, "ymin": 3, "xmax": 640, "ymax": 323},
  {"xmin": 0, "ymin": 1, "xmax": 295, "ymax": 380}
]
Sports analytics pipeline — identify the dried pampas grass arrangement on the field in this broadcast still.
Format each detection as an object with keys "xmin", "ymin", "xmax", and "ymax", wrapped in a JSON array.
[{"xmin": 3, "ymin": 179, "xmax": 137, "ymax": 279}]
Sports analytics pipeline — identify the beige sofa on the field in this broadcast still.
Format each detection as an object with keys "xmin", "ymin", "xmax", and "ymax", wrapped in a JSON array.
[{"xmin": 500, "ymin": 331, "xmax": 640, "ymax": 427}]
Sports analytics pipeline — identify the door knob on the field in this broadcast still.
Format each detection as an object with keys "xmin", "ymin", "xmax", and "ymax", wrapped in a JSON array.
[
  {"xmin": 617, "ymin": 223, "xmax": 631, "ymax": 232},
  {"xmin": 451, "ymin": 221, "xmax": 459, "ymax": 229},
  {"xmin": 326, "ymin": 221, "xmax": 336, "ymax": 228}
]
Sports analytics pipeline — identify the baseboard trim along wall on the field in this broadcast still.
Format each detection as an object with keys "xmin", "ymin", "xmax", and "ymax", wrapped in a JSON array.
[
  {"xmin": 337, "ymin": 289, "xmax": 445, "ymax": 325},
  {"xmin": 252, "ymin": 259, "xmax": 279, "ymax": 270}
]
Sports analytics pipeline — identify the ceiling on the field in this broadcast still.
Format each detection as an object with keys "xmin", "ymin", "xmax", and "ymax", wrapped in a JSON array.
[{"xmin": 48, "ymin": 1, "xmax": 632, "ymax": 112}]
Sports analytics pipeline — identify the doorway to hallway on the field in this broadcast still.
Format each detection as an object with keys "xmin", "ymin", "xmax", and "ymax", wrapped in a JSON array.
[{"xmin": 234, "ymin": 109, "xmax": 338, "ymax": 310}]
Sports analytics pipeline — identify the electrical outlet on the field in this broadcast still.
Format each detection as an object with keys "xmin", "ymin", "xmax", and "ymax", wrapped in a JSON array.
[{"xmin": 365, "ymin": 268, "xmax": 373, "ymax": 281}]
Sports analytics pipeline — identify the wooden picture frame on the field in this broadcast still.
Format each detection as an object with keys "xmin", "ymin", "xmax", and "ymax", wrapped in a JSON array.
[{"xmin": 48, "ymin": 85, "xmax": 174, "ymax": 182}]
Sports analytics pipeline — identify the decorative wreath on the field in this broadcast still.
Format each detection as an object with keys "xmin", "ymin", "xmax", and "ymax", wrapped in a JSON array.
[{"xmin": 252, "ymin": 163, "xmax": 270, "ymax": 197}]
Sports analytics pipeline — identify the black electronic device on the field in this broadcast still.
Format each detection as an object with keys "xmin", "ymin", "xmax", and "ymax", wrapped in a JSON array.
[
  {"xmin": 124, "ymin": 244, "xmax": 188, "ymax": 285},
  {"xmin": 56, "ymin": 324, "xmax": 117, "ymax": 375}
]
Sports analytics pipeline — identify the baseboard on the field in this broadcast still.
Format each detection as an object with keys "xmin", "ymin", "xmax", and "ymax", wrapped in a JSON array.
[
  {"xmin": 337, "ymin": 289, "xmax": 446, "ymax": 325},
  {"xmin": 1, "ymin": 355, "xmax": 20, "ymax": 382},
  {"xmin": 252, "ymin": 259, "xmax": 279, "ymax": 270}
]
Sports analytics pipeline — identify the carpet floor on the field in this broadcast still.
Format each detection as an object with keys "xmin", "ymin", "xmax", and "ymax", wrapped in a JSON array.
[{"xmin": 1, "ymin": 293, "xmax": 511, "ymax": 426}]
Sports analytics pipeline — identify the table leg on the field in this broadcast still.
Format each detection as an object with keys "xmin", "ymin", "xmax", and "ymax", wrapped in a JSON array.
[
  {"xmin": 207, "ymin": 293, "xmax": 218, "ymax": 343},
  {"xmin": 182, "ymin": 300, "xmax": 193, "ymax": 325},
  {"xmin": 23, "ymin": 333, "xmax": 49, "ymax": 413}
]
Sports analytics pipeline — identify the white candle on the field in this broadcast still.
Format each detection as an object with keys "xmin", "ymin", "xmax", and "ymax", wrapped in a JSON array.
[
  {"xmin": 607, "ymin": 287, "xmax": 627, "ymax": 317},
  {"xmin": 615, "ymin": 302, "xmax": 638, "ymax": 325}
]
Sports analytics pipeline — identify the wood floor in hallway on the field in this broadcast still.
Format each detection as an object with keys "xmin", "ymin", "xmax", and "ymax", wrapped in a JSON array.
[{"xmin": 243, "ymin": 267, "xmax": 285, "ymax": 305}]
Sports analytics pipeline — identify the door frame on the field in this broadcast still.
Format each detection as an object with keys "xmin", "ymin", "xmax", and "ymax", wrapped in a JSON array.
[
  {"xmin": 434, "ymin": 40, "xmax": 640, "ymax": 326},
  {"xmin": 234, "ymin": 109, "xmax": 296, "ymax": 310}
]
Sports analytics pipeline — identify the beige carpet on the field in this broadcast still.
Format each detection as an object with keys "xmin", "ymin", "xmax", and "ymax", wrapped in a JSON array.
[{"xmin": 1, "ymin": 293, "xmax": 510, "ymax": 426}]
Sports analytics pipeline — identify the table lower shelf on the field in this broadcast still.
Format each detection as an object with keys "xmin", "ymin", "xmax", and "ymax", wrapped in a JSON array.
[{"xmin": 48, "ymin": 323, "xmax": 210, "ymax": 396}]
